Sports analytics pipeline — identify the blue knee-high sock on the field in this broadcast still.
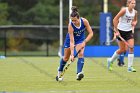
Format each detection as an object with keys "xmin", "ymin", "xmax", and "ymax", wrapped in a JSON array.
[
  {"xmin": 119, "ymin": 52, "xmax": 125, "ymax": 64},
  {"xmin": 77, "ymin": 58, "xmax": 84, "ymax": 74},
  {"xmin": 58, "ymin": 59, "xmax": 67, "ymax": 71}
]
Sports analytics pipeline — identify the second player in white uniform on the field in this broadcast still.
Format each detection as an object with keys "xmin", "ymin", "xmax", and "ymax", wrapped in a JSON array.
[{"xmin": 107, "ymin": 0, "xmax": 138, "ymax": 72}]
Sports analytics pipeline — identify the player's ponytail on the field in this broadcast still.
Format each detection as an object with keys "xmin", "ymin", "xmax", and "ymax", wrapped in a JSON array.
[
  {"xmin": 71, "ymin": 6, "xmax": 78, "ymax": 12},
  {"xmin": 70, "ymin": 6, "xmax": 80, "ymax": 18}
]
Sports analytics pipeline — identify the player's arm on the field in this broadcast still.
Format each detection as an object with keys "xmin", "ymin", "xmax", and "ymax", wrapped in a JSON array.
[
  {"xmin": 68, "ymin": 23, "xmax": 74, "ymax": 61},
  {"xmin": 113, "ymin": 8, "xmax": 126, "ymax": 33},
  {"xmin": 82, "ymin": 18, "xmax": 93, "ymax": 45},
  {"xmin": 132, "ymin": 10, "xmax": 138, "ymax": 27}
]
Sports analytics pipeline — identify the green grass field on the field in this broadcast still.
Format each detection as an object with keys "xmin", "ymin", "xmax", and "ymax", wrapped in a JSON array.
[{"xmin": 0, "ymin": 57, "xmax": 140, "ymax": 93}]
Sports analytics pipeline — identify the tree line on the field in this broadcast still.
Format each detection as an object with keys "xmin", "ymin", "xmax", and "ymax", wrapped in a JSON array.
[{"xmin": 0, "ymin": 0, "xmax": 121, "ymax": 26}]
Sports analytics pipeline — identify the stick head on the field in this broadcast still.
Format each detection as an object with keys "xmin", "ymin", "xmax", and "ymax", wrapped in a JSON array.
[
  {"xmin": 104, "ymin": 42, "xmax": 111, "ymax": 45},
  {"xmin": 56, "ymin": 76, "xmax": 59, "ymax": 81}
]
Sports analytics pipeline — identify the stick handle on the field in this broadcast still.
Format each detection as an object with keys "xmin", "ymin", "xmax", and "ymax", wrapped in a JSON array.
[
  {"xmin": 60, "ymin": 47, "xmax": 84, "ymax": 77},
  {"xmin": 118, "ymin": 35, "xmax": 133, "ymax": 49},
  {"xmin": 132, "ymin": 26, "xmax": 134, "ymax": 34}
]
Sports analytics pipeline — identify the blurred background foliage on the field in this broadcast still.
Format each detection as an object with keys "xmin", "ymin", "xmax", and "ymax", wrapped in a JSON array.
[
  {"xmin": 1, "ymin": 0, "xmax": 139, "ymax": 56},
  {"xmin": 0, "ymin": 0, "xmax": 124, "ymax": 25}
]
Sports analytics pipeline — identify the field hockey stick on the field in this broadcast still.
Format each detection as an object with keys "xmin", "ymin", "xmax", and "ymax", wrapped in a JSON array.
[
  {"xmin": 59, "ymin": 47, "xmax": 84, "ymax": 78},
  {"xmin": 117, "ymin": 35, "xmax": 133, "ymax": 49},
  {"xmin": 132, "ymin": 26, "xmax": 134, "ymax": 34},
  {"xmin": 103, "ymin": 36, "xmax": 117, "ymax": 45},
  {"xmin": 103, "ymin": 27, "xmax": 118, "ymax": 45},
  {"xmin": 113, "ymin": 29, "xmax": 133, "ymax": 49}
]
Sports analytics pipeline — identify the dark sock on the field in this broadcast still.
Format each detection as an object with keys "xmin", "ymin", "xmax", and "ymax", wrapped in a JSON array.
[
  {"xmin": 77, "ymin": 58, "xmax": 84, "ymax": 73},
  {"xmin": 58, "ymin": 59, "xmax": 67, "ymax": 71},
  {"xmin": 119, "ymin": 52, "xmax": 125, "ymax": 64}
]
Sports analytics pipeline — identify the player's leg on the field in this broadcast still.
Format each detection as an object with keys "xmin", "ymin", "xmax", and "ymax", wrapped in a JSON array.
[
  {"xmin": 58, "ymin": 48, "xmax": 70, "ymax": 71},
  {"xmin": 117, "ymin": 40, "xmax": 128, "ymax": 66},
  {"xmin": 75, "ymin": 44, "xmax": 85, "ymax": 81},
  {"xmin": 56, "ymin": 48, "xmax": 71, "ymax": 81},
  {"xmin": 107, "ymin": 41, "xmax": 126, "ymax": 70},
  {"xmin": 127, "ymin": 38, "xmax": 136, "ymax": 72},
  {"xmin": 117, "ymin": 52, "xmax": 126, "ymax": 66}
]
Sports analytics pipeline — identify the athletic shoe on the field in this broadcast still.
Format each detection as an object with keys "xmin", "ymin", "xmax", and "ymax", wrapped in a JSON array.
[
  {"xmin": 56, "ymin": 70, "xmax": 63, "ymax": 81},
  {"xmin": 128, "ymin": 66, "xmax": 136, "ymax": 72},
  {"xmin": 107, "ymin": 58, "xmax": 113, "ymax": 71},
  {"xmin": 76, "ymin": 72, "xmax": 84, "ymax": 81},
  {"xmin": 121, "ymin": 62, "xmax": 125, "ymax": 67},
  {"xmin": 117, "ymin": 59, "xmax": 125, "ymax": 67}
]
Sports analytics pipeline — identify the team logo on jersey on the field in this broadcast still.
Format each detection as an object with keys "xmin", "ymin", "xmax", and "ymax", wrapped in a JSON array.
[
  {"xmin": 126, "ymin": 15, "xmax": 134, "ymax": 23},
  {"xmin": 74, "ymin": 28, "xmax": 86, "ymax": 36}
]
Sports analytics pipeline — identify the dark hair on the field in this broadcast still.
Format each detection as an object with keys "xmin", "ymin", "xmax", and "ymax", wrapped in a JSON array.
[{"xmin": 70, "ymin": 6, "xmax": 80, "ymax": 18}]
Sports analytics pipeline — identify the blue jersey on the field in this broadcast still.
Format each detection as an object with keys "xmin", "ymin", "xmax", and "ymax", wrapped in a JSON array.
[{"xmin": 64, "ymin": 18, "xmax": 86, "ymax": 48}]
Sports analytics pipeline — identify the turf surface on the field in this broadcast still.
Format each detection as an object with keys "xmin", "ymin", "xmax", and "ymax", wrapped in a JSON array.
[{"xmin": 0, "ymin": 57, "xmax": 140, "ymax": 93}]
